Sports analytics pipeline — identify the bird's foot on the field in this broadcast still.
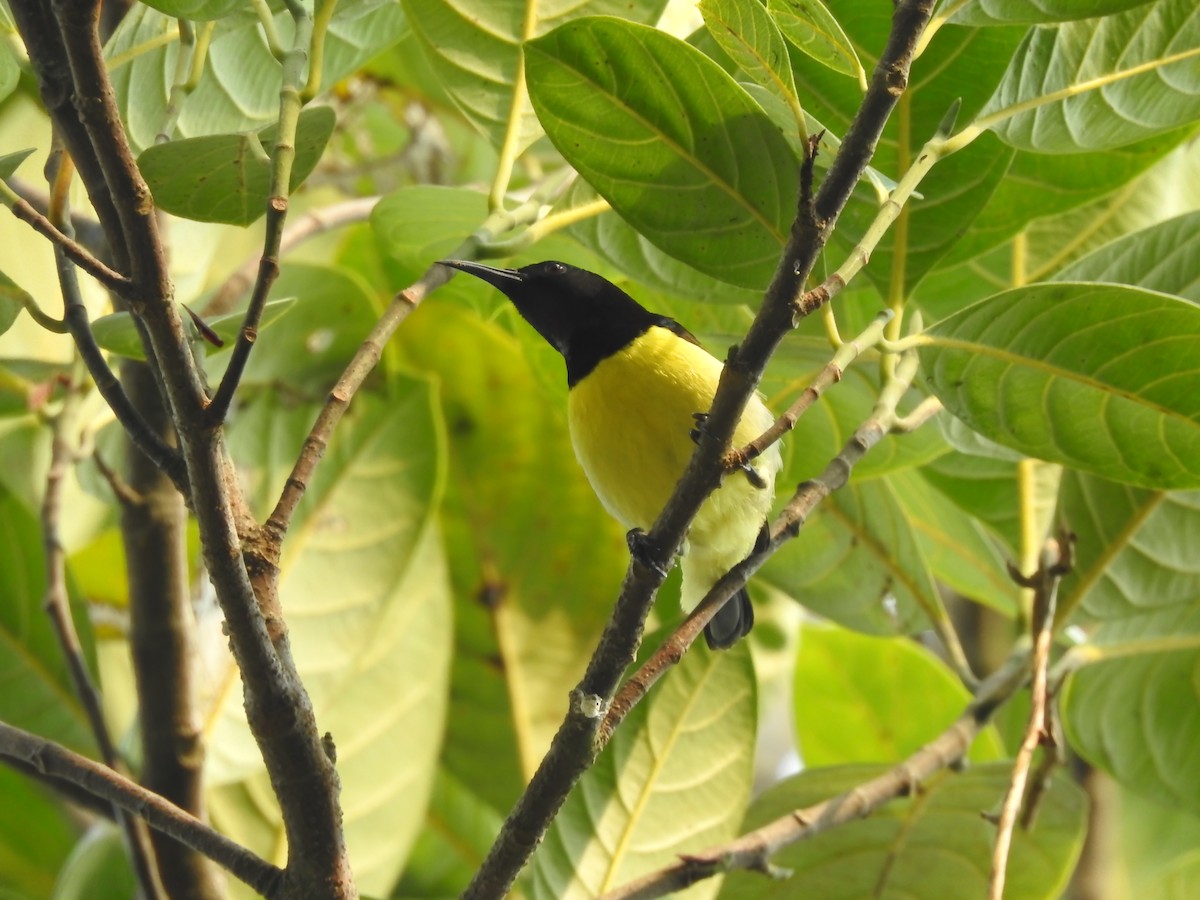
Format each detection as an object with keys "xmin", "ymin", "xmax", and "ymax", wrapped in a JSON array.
[
  {"xmin": 626, "ymin": 528, "xmax": 669, "ymax": 579},
  {"xmin": 693, "ymin": 411, "xmax": 766, "ymax": 488}
]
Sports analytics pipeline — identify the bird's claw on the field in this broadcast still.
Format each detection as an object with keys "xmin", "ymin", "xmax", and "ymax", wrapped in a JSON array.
[
  {"xmin": 626, "ymin": 528, "xmax": 669, "ymax": 579},
  {"xmin": 740, "ymin": 462, "xmax": 767, "ymax": 489},
  {"xmin": 694, "ymin": 412, "xmax": 767, "ymax": 489}
]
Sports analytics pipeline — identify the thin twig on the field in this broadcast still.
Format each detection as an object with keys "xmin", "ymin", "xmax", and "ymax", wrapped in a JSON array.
[
  {"xmin": 724, "ymin": 309, "xmax": 893, "ymax": 472},
  {"xmin": 989, "ymin": 530, "xmax": 1075, "ymax": 900},
  {"xmin": 1, "ymin": 184, "xmax": 134, "ymax": 297},
  {"xmin": 205, "ymin": 0, "xmax": 315, "ymax": 425},
  {"xmin": 40, "ymin": 360, "xmax": 165, "ymax": 900},
  {"xmin": 0, "ymin": 721, "xmax": 283, "ymax": 897},
  {"xmin": 601, "ymin": 645, "xmax": 1032, "ymax": 899}
]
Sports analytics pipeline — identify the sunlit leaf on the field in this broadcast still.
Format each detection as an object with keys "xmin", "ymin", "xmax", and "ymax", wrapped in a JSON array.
[
  {"xmin": 983, "ymin": 0, "xmax": 1200, "ymax": 152},
  {"xmin": 138, "ymin": 106, "xmax": 336, "ymax": 225},
  {"xmin": 723, "ymin": 764, "xmax": 1087, "ymax": 899},
  {"xmin": 526, "ymin": 17, "xmax": 798, "ymax": 289},
  {"xmin": 951, "ymin": 0, "xmax": 1159, "ymax": 26},
  {"xmin": 700, "ymin": 0, "xmax": 805, "ymax": 128},
  {"xmin": 402, "ymin": 0, "xmax": 668, "ymax": 156},
  {"xmin": 0, "ymin": 489, "xmax": 96, "ymax": 755},
  {"xmin": 767, "ymin": 0, "xmax": 865, "ymax": 87},
  {"xmin": 794, "ymin": 624, "xmax": 1005, "ymax": 766},
  {"xmin": 921, "ymin": 283, "xmax": 1200, "ymax": 489},
  {"xmin": 91, "ymin": 298, "xmax": 296, "ymax": 360},
  {"xmin": 531, "ymin": 641, "xmax": 755, "ymax": 899}
]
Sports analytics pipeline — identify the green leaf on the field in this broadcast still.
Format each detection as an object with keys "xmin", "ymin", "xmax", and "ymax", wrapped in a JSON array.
[
  {"xmin": 137, "ymin": 106, "xmax": 336, "ymax": 225},
  {"xmin": 760, "ymin": 480, "xmax": 935, "ymax": 636},
  {"xmin": 372, "ymin": 185, "xmax": 490, "ymax": 283},
  {"xmin": 51, "ymin": 823, "xmax": 135, "ymax": 900},
  {"xmin": 531, "ymin": 641, "xmax": 756, "ymax": 899},
  {"xmin": 0, "ymin": 765, "xmax": 77, "ymax": 898},
  {"xmin": 983, "ymin": 0, "xmax": 1200, "ymax": 152},
  {"xmin": 767, "ymin": 0, "xmax": 865, "ymax": 87},
  {"xmin": 561, "ymin": 182, "xmax": 763, "ymax": 305},
  {"xmin": 700, "ymin": 0, "xmax": 805, "ymax": 128},
  {"xmin": 0, "ymin": 149, "xmax": 35, "ymax": 180},
  {"xmin": 920, "ymin": 283, "xmax": 1200, "ymax": 490},
  {"xmin": 391, "ymin": 768, "xmax": 503, "ymax": 899},
  {"xmin": 789, "ymin": 2, "xmax": 1026, "ymax": 294},
  {"xmin": 920, "ymin": 453, "xmax": 1022, "ymax": 554},
  {"xmin": 402, "ymin": 0, "xmax": 667, "ymax": 155},
  {"xmin": 215, "ymin": 386, "xmax": 450, "ymax": 893},
  {"xmin": 888, "ymin": 467, "xmax": 1018, "ymax": 613},
  {"xmin": 1063, "ymin": 637, "xmax": 1200, "ymax": 814},
  {"xmin": 0, "ymin": 488, "xmax": 96, "ymax": 755},
  {"xmin": 1058, "ymin": 472, "xmax": 1200, "ymax": 622},
  {"xmin": 1117, "ymin": 786, "xmax": 1200, "ymax": 898},
  {"xmin": 723, "ymin": 763, "xmax": 1087, "ymax": 899},
  {"xmin": 205, "ymin": 263, "xmax": 380, "ymax": 391},
  {"xmin": 764, "ymin": 341, "xmax": 948, "ymax": 483},
  {"xmin": 935, "ymin": 128, "xmax": 1190, "ymax": 272},
  {"xmin": 0, "ymin": 271, "xmax": 30, "ymax": 336},
  {"xmin": 108, "ymin": 3, "xmax": 404, "ymax": 153},
  {"xmin": 525, "ymin": 17, "xmax": 798, "ymax": 290},
  {"xmin": 1056, "ymin": 209, "xmax": 1200, "ymax": 302},
  {"xmin": 951, "ymin": 0, "xmax": 1159, "ymax": 26},
  {"xmin": 794, "ymin": 624, "xmax": 1005, "ymax": 766},
  {"xmin": 138, "ymin": 0, "xmax": 241, "ymax": 19},
  {"xmin": 91, "ymin": 297, "xmax": 296, "ymax": 360},
  {"xmin": 0, "ymin": 42, "xmax": 18, "ymax": 106}
]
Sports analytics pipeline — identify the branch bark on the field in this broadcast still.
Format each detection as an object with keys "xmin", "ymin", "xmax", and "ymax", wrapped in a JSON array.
[{"xmin": 0, "ymin": 722, "xmax": 282, "ymax": 897}]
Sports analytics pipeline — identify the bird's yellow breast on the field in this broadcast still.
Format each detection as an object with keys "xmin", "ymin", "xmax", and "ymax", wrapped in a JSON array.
[{"xmin": 566, "ymin": 326, "xmax": 778, "ymax": 559}]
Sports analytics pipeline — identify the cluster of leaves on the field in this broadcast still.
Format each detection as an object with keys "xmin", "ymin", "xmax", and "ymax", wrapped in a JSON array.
[{"xmin": 1, "ymin": 0, "xmax": 1199, "ymax": 897}]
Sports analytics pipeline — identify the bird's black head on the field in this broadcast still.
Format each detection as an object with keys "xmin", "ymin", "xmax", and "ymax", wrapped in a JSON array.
[{"xmin": 439, "ymin": 259, "xmax": 668, "ymax": 385}]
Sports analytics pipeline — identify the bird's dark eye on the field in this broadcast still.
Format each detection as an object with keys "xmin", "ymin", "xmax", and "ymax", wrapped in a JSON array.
[{"xmin": 547, "ymin": 261, "xmax": 566, "ymax": 275}]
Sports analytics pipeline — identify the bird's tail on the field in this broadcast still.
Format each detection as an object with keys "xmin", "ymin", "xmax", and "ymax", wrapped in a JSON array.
[{"xmin": 704, "ymin": 587, "xmax": 754, "ymax": 650}]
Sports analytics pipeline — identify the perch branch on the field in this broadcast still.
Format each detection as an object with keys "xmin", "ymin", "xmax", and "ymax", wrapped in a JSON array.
[{"xmin": 463, "ymin": 4, "xmax": 938, "ymax": 896}]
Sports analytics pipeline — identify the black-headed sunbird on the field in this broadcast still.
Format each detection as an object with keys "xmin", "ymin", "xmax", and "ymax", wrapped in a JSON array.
[{"xmin": 440, "ymin": 259, "xmax": 780, "ymax": 649}]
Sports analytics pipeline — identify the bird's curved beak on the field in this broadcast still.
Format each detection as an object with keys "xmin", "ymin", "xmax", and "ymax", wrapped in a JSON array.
[{"xmin": 439, "ymin": 259, "xmax": 525, "ymax": 291}]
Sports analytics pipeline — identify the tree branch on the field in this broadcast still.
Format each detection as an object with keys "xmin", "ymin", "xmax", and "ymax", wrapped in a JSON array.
[
  {"xmin": 13, "ymin": 3, "xmax": 359, "ymax": 894},
  {"xmin": 463, "ymin": 5, "xmax": 937, "ymax": 895},
  {"xmin": 0, "ymin": 722, "xmax": 283, "ymax": 897},
  {"xmin": 990, "ymin": 530, "xmax": 1075, "ymax": 900},
  {"xmin": 40, "ymin": 362, "xmax": 165, "ymax": 900}
]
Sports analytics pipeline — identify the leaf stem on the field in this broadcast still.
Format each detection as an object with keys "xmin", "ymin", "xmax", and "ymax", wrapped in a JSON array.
[{"xmin": 487, "ymin": 0, "xmax": 540, "ymax": 210}]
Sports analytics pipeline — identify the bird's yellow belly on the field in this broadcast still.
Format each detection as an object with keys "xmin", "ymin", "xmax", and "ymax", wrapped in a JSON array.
[{"xmin": 566, "ymin": 327, "xmax": 778, "ymax": 600}]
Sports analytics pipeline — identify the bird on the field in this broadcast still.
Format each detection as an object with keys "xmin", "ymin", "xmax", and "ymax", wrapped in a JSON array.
[{"xmin": 439, "ymin": 259, "xmax": 781, "ymax": 649}]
